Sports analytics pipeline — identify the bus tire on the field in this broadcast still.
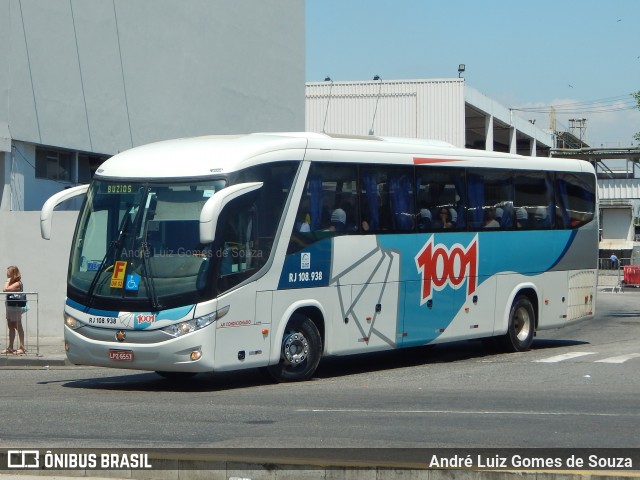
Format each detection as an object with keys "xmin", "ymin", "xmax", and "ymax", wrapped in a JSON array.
[
  {"xmin": 267, "ymin": 313, "xmax": 322, "ymax": 382},
  {"xmin": 501, "ymin": 295, "xmax": 535, "ymax": 352}
]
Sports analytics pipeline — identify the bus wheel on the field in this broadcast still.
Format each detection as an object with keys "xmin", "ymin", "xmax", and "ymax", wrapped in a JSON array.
[
  {"xmin": 267, "ymin": 314, "xmax": 322, "ymax": 382},
  {"xmin": 502, "ymin": 295, "xmax": 535, "ymax": 352},
  {"xmin": 155, "ymin": 371, "xmax": 197, "ymax": 380}
]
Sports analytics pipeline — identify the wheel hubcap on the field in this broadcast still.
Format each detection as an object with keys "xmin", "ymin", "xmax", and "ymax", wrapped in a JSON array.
[
  {"xmin": 283, "ymin": 332, "xmax": 309, "ymax": 364},
  {"xmin": 514, "ymin": 307, "xmax": 531, "ymax": 341}
]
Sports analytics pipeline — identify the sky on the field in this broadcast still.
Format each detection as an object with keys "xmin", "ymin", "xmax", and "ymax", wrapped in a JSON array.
[{"xmin": 306, "ymin": 0, "xmax": 640, "ymax": 148}]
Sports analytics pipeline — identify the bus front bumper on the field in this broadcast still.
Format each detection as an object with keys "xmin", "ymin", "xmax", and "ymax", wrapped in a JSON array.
[{"xmin": 63, "ymin": 325, "xmax": 216, "ymax": 373}]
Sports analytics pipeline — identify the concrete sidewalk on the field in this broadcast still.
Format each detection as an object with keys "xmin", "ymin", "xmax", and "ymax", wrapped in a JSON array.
[{"xmin": 0, "ymin": 336, "xmax": 68, "ymax": 367}]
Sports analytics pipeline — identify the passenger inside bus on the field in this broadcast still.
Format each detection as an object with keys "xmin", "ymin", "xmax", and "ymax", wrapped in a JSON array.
[
  {"xmin": 516, "ymin": 207, "xmax": 528, "ymax": 228},
  {"xmin": 483, "ymin": 208, "xmax": 500, "ymax": 228},
  {"xmin": 417, "ymin": 203, "xmax": 432, "ymax": 231},
  {"xmin": 532, "ymin": 206, "xmax": 550, "ymax": 228},
  {"xmin": 436, "ymin": 207, "xmax": 453, "ymax": 229},
  {"xmin": 328, "ymin": 207, "xmax": 347, "ymax": 231}
]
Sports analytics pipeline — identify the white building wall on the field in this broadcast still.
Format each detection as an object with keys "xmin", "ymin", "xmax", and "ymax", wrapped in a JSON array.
[
  {"xmin": 5, "ymin": 0, "xmax": 304, "ymax": 156},
  {"xmin": 1, "ymin": 0, "xmax": 304, "ymax": 211},
  {"xmin": 0, "ymin": 0, "xmax": 304, "ymax": 340},
  {"xmin": 0, "ymin": 211, "xmax": 78, "ymax": 337},
  {"xmin": 306, "ymin": 78, "xmax": 465, "ymax": 147},
  {"xmin": 601, "ymin": 208, "xmax": 634, "ymax": 241}
]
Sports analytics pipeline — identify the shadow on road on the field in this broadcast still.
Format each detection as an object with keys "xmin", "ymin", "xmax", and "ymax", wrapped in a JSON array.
[
  {"xmin": 55, "ymin": 335, "xmax": 591, "ymax": 393},
  {"xmin": 529, "ymin": 339, "xmax": 589, "ymax": 350}
]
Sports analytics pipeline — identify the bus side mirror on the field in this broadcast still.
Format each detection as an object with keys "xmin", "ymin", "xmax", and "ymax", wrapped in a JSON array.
[
  {"xmin": 40, "ymin": 184, "xmax": 90, "ymax": 240},
  {"xmin": 199, "ymin": 182, "xmax": 263, "ymax": 244}
]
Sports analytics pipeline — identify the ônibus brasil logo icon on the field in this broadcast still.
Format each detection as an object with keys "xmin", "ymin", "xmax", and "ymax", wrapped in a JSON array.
[{"xmin": 414, "ymin": 234, "xmax": 479, "ymax": 305}]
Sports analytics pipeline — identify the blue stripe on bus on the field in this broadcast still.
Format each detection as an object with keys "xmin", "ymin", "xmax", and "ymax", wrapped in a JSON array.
[
  {"xmin": 278, "ymin": 240, "xmax": 332, "ymax": 289},
  {"xmin": 381, "ymin": 230, "xmax": 575, "ymax": 346},
  {"xmin": 66, "ymin": 298, "xmax": 119, "ymax": 317},
  {"xmin": 279, "ymin": 230, "xmax": 577, "ymax": 346},
  {"xmin": 65, "ymin": 298, "xmax": 195, "ymax": 325}
]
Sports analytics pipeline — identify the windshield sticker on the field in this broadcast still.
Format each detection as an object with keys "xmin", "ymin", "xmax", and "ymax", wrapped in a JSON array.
[
  {"xmin": 110, "ymin": 261, "xmax": 127, "ymax": 288},
  {"xmin": 87, "ymin": 260, "xmax": 101, "ymax": 271},
  {"xmin": 125, "ymin": 274, "xmax": 141, "ymax": 291},
  {"xmin": 203, "ymin": 190, "xmax": 215, "ymax": 197}
]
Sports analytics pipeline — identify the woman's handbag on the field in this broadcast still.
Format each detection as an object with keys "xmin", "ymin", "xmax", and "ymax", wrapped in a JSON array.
[{"xmin": 7, "ymin": 293, "xmax": 27, "ymax": 308}]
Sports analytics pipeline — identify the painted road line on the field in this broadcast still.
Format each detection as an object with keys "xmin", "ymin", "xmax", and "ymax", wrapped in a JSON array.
[
  {"xmin": 296, "ymin": 408, "xmax": 637, "ymax": 417},
  {"xmin": 595, "ymin": 353, "xmax": 640, "ymax": 364},
  {"xmin": 533, "ymin": 352, "xmax": 598, "ymax": 363}
]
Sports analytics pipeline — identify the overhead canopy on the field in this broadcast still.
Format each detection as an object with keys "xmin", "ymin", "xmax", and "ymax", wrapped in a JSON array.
[{"xmin": 599, "ymin": 239, "xmax": 634, "ymax": 250}]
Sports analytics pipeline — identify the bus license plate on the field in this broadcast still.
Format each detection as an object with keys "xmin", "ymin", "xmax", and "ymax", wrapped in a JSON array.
[{"xmin": 109, "ymin": 349, "xmax": 134, "ymax": 361}]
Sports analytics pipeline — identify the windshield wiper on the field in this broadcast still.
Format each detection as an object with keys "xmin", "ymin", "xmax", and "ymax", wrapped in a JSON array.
[
  {"xmin": 86, "ymin": 206, "xmax": 133, "ymax": 308},
  {"xmin": 130, "ymin": 189, "xmax": 162, "ymax": 311},
  {"xmin": 139, "ymin": 241, "xmax": 162, "ymax": 311}
]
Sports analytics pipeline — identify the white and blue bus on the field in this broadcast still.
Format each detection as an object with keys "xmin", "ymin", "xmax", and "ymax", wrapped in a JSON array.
[{"xmin": 41, "ymin": 133, "xmax": 598, "ymax": 381}]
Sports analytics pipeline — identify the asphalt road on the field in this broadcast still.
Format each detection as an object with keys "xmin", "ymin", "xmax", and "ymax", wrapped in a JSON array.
[{"xmin": 0, "ymin": 290, "xmax": 638, "ymax": 450}]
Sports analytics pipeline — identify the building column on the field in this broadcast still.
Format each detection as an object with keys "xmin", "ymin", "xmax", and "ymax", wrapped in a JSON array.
[
  {"xmin": 0, "ymin": 151, "xmax": 7, "ymax": 211},
  {"xmin": 485, "ymin": 115, "xmax": 494, "ymax": 151},
  {"xmin": 509, "ymin": 127, "xmax": 517, "ymax": 154},
  {"xmin": 530, "ymin": 138, "xmax": 537, "ymax": 157}
]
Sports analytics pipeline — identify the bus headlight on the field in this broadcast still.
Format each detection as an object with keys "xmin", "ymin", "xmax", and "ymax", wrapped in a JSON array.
[
  {"xmin": 64, "ymin": 315, "xmax": 84, "ymax": 330},
  {"xmin": 160, "ymin": 306, "xmax": 229, "ymax": 338}
]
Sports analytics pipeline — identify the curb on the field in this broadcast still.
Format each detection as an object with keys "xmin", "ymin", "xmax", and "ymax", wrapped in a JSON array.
[{"xmin": 0, "ymin": 355, "xmax": 68, "ymax": 367}]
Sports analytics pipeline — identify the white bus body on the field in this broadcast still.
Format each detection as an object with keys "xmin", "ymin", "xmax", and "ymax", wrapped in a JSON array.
[{"xmin": 41, "ymin": 133, "xmax": 598, "ymax": 381}]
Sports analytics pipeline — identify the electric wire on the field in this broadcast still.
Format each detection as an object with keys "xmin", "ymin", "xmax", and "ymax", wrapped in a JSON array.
[
  {"xmin": 70, "ymin": 0, "xmax": 94, "ymax": 151},
  {"xmin": 512, "ymin": 93, "xmax": 638, "ymax": 115},
  {"xmin": 113, "ymin": 0, "xmax": 134, "ymax": 148},
  {"xmin": 17, "ymin": 0, "xmax": 42, "ymax": 143}
]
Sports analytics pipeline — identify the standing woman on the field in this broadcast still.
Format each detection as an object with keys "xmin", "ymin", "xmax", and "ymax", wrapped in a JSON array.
[{"xmin": 2, "ymin": 265, "xmax": 26, "ymax": 355}]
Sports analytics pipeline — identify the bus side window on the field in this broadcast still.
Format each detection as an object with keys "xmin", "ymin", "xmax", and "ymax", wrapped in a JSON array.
[
  {"xmin": 360, "ymin": 165, "xmax": 415, "ymax": 233},
  {"xmin": 416, "ymin": 167, "xmax": 465, "ymax": 231},
  {"xmin": 555, "ymin": 173, "xmax": 596, "ymax": 229},
  {"xmin": 215, "ymin": 197, "xmax": 260, "ymax": 294},
  {"xmin": 288, "ymin": 163, "xmax": 358, "ymax": 253},
  {"xmin": 515, "ymin": 172, "xmax": 554, "ymax": 230},
  {"xmin": 466, "ymin": 169, "xmax": 513, "ymax": 231},
  {"xmin": 232, "ymin": 161, "xmax": 298, "ymax": 261}
]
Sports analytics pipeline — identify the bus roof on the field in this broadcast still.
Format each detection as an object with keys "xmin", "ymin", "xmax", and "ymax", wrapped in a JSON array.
[{"xmin": 94, "ymin": 132, "xmax": 594, "ymax": 180}]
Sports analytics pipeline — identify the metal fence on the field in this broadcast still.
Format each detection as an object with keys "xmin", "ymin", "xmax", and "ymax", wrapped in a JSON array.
[
  {"xmin": 598, "ymin": 257, "xmax": 631, "ymax": 271},
  {"xmin": 1, "ymin": 292, "xmax": 39, "ymax": 356}
]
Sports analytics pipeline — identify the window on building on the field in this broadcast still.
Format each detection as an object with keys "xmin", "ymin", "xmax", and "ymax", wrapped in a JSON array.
[
  {"xmin": 35, "ymin": 148, "xmax": 74, "ymax": 182},
  {"xmin": 78, "ymin": 154, "xmax": 108, "ymax": 183}
]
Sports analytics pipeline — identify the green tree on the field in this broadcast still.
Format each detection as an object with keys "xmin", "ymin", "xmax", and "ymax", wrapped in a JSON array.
[{"xmin": 634, "ymin": 91, "xmax": 640, "ymax": 142}]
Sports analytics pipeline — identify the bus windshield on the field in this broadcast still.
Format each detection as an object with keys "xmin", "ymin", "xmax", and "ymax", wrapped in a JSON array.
[{"xmin": 69, "ymin": 179, "xmax": 226, "ymax": 310}]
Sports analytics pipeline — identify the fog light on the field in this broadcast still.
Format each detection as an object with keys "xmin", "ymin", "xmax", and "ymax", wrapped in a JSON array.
[
  {"xmin": 190, "ymin": 350, "xmax": 202, "ymax": 361},
  {"xmin": 64, "ymin": 342, "xmax": 69, "ymax": 352}
]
